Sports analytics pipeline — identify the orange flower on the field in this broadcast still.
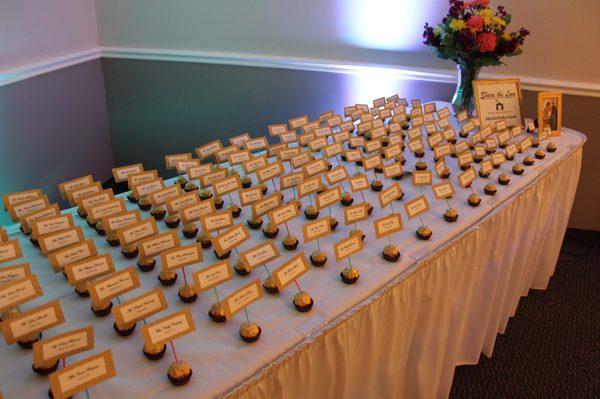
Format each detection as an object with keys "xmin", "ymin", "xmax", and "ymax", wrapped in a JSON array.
[{"xmin": 477, "ymin": 32, "xmax": 497, "ymax": 52}]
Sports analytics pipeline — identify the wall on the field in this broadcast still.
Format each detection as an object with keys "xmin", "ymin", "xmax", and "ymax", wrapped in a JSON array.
[
  {"xmin": 0, "ymin": 0, "xmax": 99, "ymax": 69},
  {"xmin": 95, "ymin": 0, "xmax": 600, "ymax": 86}
]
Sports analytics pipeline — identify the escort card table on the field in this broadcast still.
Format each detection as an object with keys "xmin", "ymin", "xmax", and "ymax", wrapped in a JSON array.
[{"xmin": 0, "ymin": 122, "xmax": 585, "ymax": 398}]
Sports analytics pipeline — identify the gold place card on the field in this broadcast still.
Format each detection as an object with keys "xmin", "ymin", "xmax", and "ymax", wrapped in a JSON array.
[
  {"xmin": 239, "ymin": 187, "xmax": 263, "ymax": 207},
  {"xmin": 323, "ymin": 142, "xmax": 343, "ymax": 158},
  {"xmin": 0, "ymin": 263, "xmax": 30, "ymax": 286},
  {"xmin": 243, "ymin": 155, "xmax": 268, "ymax": 175},
  {"xmin": 243, "ymin": 137, "xmax": 269, "ymax": 152},
  {"xmin": 457, "ymin": 167, "xmax": 477, "ymax": 188},
  {"xmin": 343, "ymin": 149, "xmax": 362, "ymax": 163},
  {"xmin": 350, "ymin": 136, "xmax": 366, "ymax": 148},
  {"xmin": 87, "ymin": 198, "xmax": 126, "ymax": 224},
  {"xmin": 378, "ymin": 182, "xmax": 403, "ymax": 209},
  {"xmin": 64, "ymin": 254, "xmax": 115, "ymax": 286},
  {"xmin": 407, "ymin": 127, "xmax": 422, "ymax": 140},
  {"xmin": 280, "ymin": 131, "xmax": 298, "ymax": 144},
  {"xmin": 461, "ymin": 120, "xmax": 475, "ymax": 136},
  {"xmin": 39, "ymin": 226, "xmax": 84, "ymax": 255},
  {"xmin": 432, "ymin": 181, "xmax": 456, "ymax": 199},
  {"xmin": 49, "ymin": 350, "xmax": 115, "ymax": 399},
  {"xmin": 269, "ymin": 123, "xmax": 288, "ymax": 136},
  {"xmin": 213, "ymin": 174, "xmax": 241, "ymax": 198},
  {"xmin": 148, "ymin": 185, "xmax": 180, "ymax": 207},
  {"xmin": 132, "ymin": 178, "xmax": 165, "ymax": 198},
  {"xmin": 138, "ymin": 231, "xmax": 180, "ymax": 259},
  {"xmin": 404, "ymin": 195, "xmax": 430, "ymax": 219},
  {"xmin": 165, "ymin": 153, "xmax": 192, "ymax": 170},
  {"xmin": 49, "ymin": 239, "xmax": 97, "ymax": 272},
  {"xmin": 280, "ymin": 171, "xmax": 304, "ymax": 190},
  {"xmin": 457, "ymin": 151, "xmax": 474, "ymax": 168},
  {"xmin": 334, "ymin": 234, "xmax": 364, "ymax": 262},
  {"xmin": 519, "ymin": 136, "xmax": 532, "ymax": 152},
  {"xmin": 302, "ymin": 217, "xmax": 332, "ymax": 243},
  {"xmin": 427, "ymin": 132, "xmax": 443, "ymax": 148},
  {"xmin": 193, "ymin": 260, "xmax": 232, "ymax": 293},
  {"xmin": 239, "ymin": 242, "xmax": 280, "ymax": 272},
  {"xmin": 161, "ymin": 243, "xmax": 203, "ymax": 271},
  {"xmin": 297, "ymin": 176, "xmax": 322, "ymax": 198},
  {"xmin": 212, "ymin": 223, "xmax": 251, "ymax": 257},
  {"xmin": 308, "ymin": 136, "xmax": 328, "ymax": 152},
  {"xmin": 505, "ymin": 143, "xmax": 518, "ymax": 159},
  {"xmin": 216, "ymin": 145, "xmax": 239, "ymax": 163},
  {"xmin": 76, "ymin": 189, "xmax": 113, "ymax": 214},
  {"xmin": 127, "ymin": 170, "xmax": 159, "ymax": 189},
  {"xmin": 0, "ymin": 275, "xmax": 42, "ymax": 312},
  {"xmin": 113, "ymin": 288, "xmax": 168, "ymax": 328},
  {"xmin": 3, "ymin": 189, "xmax": 43, "ymax": 211},
  {"xmin": 480, "ymin": 159, "xmax": 493, "ymax": 175},
  {"xmin": 179, "ymin": 200, "xmax": 215, "ymax": 224},
  {"xmin": 412, "ymin": 171, "xmax": 433, "ymax": 186},
  {"xmin": 272, "ymin": 253, "xmax": 310, "ymax": 291},
  {"xmin": 89, "ymin": 267, "xmax": 140, "ymax": 305},
  {"xmin": 373, "ymin": 213, "xmax": 403, "ymax": 239},
  {"xmin": 383, "ymin": 143, "xmax": 402, "ymax": 159},
  {"xmin": 117, "ymin": 217, "xmax": 159, "ymax": 247},
  {"xmin": 20, "ymin": 204, "xmax": 61, "ymax": 233},
  {"xmin": 454, "ymin": 141, "xmax": 469, "ymax": 155},
  {"xmin": 33, "ymin": 326, "xmax": 94, "ymax": 367},
  {"xmin": 141, "ymin": 308, "xmax": 196, "ymax": 346},
  {"xmin": 435, "ymin": 160, "xmax": 446, "ymax": 178},
  {"xmin": 222, "ymin": 279, "xmax": 263, "ymax": 320},
  {"xmin": 485, "ymin": 138, "xmax": 497, "ymax": 152},
  {"xmin": 268, "ymin": 203, "xmax": 300, "ymax": 227},
  {"xmin": 102, "ymin": 210, "xmax": 142, "ymax": 235},
  {"xmin": 271, "ymin": 144, "xmax": 290, "ymax": 157},
  {"xmin": 187, "ymin": 164, "xmax": 213, "ymax": 181},
  {"xmin": 252, "ymin": 193, "xmax": 281, "ymax": 218},
  {"xmin": 7, "ymin": 195, "xmax": 49, "ymax": 222},
  {"xmin": 325, "ymin": 166, "xmax": 349, "ymax": 185},
  {"xmin": 200, "ymin": 209, "xmax": 234, "ymax": 233},
  {"xmin": 289, "ymin": 115, "xmax": 310, "ymax": 129},
  {"xmin": 257, "ymin": 161, "xmax": 285, "ymax": 183},
  {"xmin": 316, "ymin": 186, "xmax": 342, "ymax": 210},
  {"xmin": 303, "ymin": 158, "xmax": 329, "ymax": 177},
  {"xmin": 442, "ymin": 128, "xmax": 457, "ymax": 142},
  {"xmin": 363, "ymin": 139, "xmax": 382, "ymax": 153},
  {"xmin": 298, "ymin": 132, "xmax": 315, "ymax": 147},
  {"xmin": 165, "ymin": 191, "xmax": 199, "ymax": 215},
  {"xmin": 344, "ymin": 203, "xmax": 369, "ymax": 225},
  {"xmin": 0, "ymin": 240, "xmax": 22, "ymax": 265},
  {"xmin": 59, "ymin": 176, "xmax": 93, "ymax": 200},
  {"xmin": 1, "ymin": 300, "xmax": 64, "ymax": 345},
  {"xmin": 491, "ymin": 153, "xmax": 506, "ymax": 167},
  {"xmin": 112, "ymin": 163, "xmax": 144, "ymax": 183},
  {"xmin": 228, "ymin": 150, "xmax": 252, "ymax": 165},
  {"xmin": 474, "ymin": 145, "xmax": 486, "ymax": 158},
  {"xmin": 348, "ymin": 174, "xmax": 369, "ymax": 192},
  {"xmin": 408, "ymin": 138, "xmax": 424, "ymax": 153},
  {"xmin": 278, "ymin": 147, "xmax": 301, "ymax": 161},
  {"xmin": 496, "ymin": 129, "xmax": 511, "ymax": 145},
  {"xmin": 362, "ymin": 154, "xmax": 382, "ymax": 170},
  {"xmin": 195, "ymin": 139, "xmax": 223, "ymax": 159},
  {"xmin": 175, "ymin": 159, "xmax": 201, "ymax": 175}
]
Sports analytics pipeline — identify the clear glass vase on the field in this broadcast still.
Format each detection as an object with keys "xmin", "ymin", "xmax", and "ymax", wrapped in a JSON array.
[{"xmin": 451, "ymin": 63, "xmax": 481, "ymax": 117}]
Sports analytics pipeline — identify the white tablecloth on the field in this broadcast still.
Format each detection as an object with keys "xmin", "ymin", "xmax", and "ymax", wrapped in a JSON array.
[{"xmin": 0, "ymin": 123, "xmax": 585, "ymax": 399}]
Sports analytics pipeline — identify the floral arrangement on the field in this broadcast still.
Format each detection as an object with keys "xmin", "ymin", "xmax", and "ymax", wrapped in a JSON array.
[{"xmin": 423, "ymin": 0, "xmax": 530, "ymax": 67}]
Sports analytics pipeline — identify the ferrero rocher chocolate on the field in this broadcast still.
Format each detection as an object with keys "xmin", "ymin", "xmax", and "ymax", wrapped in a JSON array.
[
  {"xmin": 182, "ymin": 223, "xmax": 198, "ymax": 239},
  {"xmin": 262, "ymin": 222, "xmax": 279, "ymax": 239},
  {"xmin": 227, "ymin": 204, "xmax": 241, "ymax": 218},
  {"xmin": 370, "ymin": 179, "xmax": 383, "ymax": 192},
  {"xmin": 382, "ymin": 245, "xmax": 400, "ymax": 262},
  {"xmin": 168, "ymin": 361, "xmax": 192, "ymax": 386},
  {"xmin": 247, "ymin": 215, "xmax": 263, "ymax": 230},
  {"xmin": 443, "ymin": 208, "xmax": 459, "ymax": 223},
  {"xmin": 17, "ymin": 331, "xmax": 41, "ymax": 349},
  {"xmin": 197, "ymin": 232, "xmax": 212, "ymax": 248},
  {"xmin": 143, "ymin": 342, "xmax": 166, "ymax": 360},
  {"xmin": 184, "ymin": 182, "xmax": 198, "ymax": 192},
  {"xmin": 241, "ymin": 176, "xmax": 252, "ymax": 188},
  {"xmin": 282, "ymin": 235, "xmax": 299, "ymax": 250},
  {"xmin": 340, "ymin": 267, "xmax": 360, "ymax": 284},
  {"xmin": 328, "ymin": 216, "xmax": 339, "ymax": 231},
  {"xmin": 208, "ymin": 302, "xmax": 226, "ymax": 323},
  {"xmin": 547, "ymin": 142, "xmax": 557, "ymax": 152},
  {"xmin": 263, "ymin": 276, "xmax": 279, "ymax": 294},
  {"xmin": 165, "ymin": 214, "xmax": 180, "ymax": 228},
  {"xmin": 137, "ymin": 256, "xmax": 156, "ymax": 272},
  {"xmin": 416, "ymin": 226, "xmax": 432, "ymax": 241},
  {"xmin": 304, "ymin": 205, "xmax": 319, "ymax": 220},
  {"xmin": 415, "ymin": 161, "xmax": 427, "ymax": 171},
  {"xmin": 95, "ymin": 221, "xmax": 106, "ymax": 236},
  {"xmin": 484, "ymin": 183, "xmax": 497, "ymax": 196},
  {"xmin": 523, "ymin": 156, "xmax": 535, "ymax": 166},
  {"xmin": 32, "ymin": 358, "xmax": 59, "ymax": 376},
  {"xmin": 107, "ymin": 232, "xmax": 119, "ymax": 247},
  {"xmin": 176, "ymin": 176, "xmax": 188, "ymax": 188},
  {"xmin": 151, "ymin": 206, "xmax": 166, "ymax": 220},
  {"xmin": 113, "ymin": 319, "xmax": 136, "ymax": 336},
  {"xmin": 310, "ymin": 250, "xmax": 327, "ymax": 267},
  {"xmin": 498, "ymin": 174, "xmax": 510, "ymax": 185},
  {"xmin": 512, "ymin": 164, "xmax": 524, "ymax": 175},
  {"xmin": 74, "ymin": 282, "xmax": 90, "ymax": 297},
  {"xmin": 158, "ymin": 270, "xmax": 177, "ymax": 286},
  {"xmin": 178, "ymin": 284, "xmax": 198, "ymax": 303},
  {"xmin": 199, "ymin": 189, "xmax": 213, "ymax": 201},
  {"xmin": 341, "ymin": 192, "xmax": 353, "ymax": 206},
  {"xmin": 91, "ymin": 299, "xmax": 113, "ymax": 317},
  {"xmin": 239, "ymin": 321, "xmax": 261, "ymax": 343},
  {"xmin": 127, "ymin": 191, "xmax": 138, "ymax": 203},
  {"xmin": 349, "ymin": 229, "xmax": 365, "ymax": 242},
  {"xmin": 233, "ymin": 258, "xmax": 250, "ymax": 276},
  {"xmin": 467, "ymin": 193, "xmax": 481, "ymax": 207},
  {"xmin": 121, "ymin": 242, "xmax": 138, "ymax": 259},
  {"xmin": 535, "ymin": 149, "xmax": 546, "ymax": 159},
  {"xmin": 138, "ymin": 195, "xmax": 152, "ymax": 211},
  {"xmin": 293, "ymin": 291, "xmax": 314, "ymax": 312}
]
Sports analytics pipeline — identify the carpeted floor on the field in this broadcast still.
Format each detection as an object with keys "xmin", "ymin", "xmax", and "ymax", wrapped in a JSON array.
[{"xmin": 450, "ymin": 228, "xmax": 600, "ymax": 399}]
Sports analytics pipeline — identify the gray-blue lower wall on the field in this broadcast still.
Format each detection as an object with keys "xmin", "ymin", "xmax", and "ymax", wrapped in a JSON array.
[{"xmin": 0, "ymin": 59, "xmax": 112, "ymax": 225}]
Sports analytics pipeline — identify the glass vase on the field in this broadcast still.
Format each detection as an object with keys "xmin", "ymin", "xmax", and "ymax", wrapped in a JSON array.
[{"xmin": 451, "ymin": 63, "xmax": 481, "ymax": 117}]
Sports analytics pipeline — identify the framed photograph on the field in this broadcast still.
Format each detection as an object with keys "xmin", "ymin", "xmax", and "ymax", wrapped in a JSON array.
[
  {"xmin": 473, "ymin": 79, "xmax": 524, "ymax": 128},
  {"xmin": 537, "ymin": 92, "xmax": 562, "ymax": 136}
]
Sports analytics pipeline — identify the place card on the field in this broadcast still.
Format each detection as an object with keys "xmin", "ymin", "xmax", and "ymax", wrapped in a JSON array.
[
  {"xmin": 297, "ymin": 176, "xmax": 322, "ymax": 198},
  {"xmin": 0, "ymin": 263, "xmax": 30, "ymax": 286},
  {"xmin": 268, "ymin": 124, "xmax": 287, "ymax": 136},
  {"xmin": 138, "ymin": 231, "xmax": 180, "ymax": 259},
  {"xmin": 505, "ymin": 143, "xmax": 518, "ymax": 159},
  {"xmin": 49, "ymin": 239, "xmax": 97, "ymax": 272},
  {"xmin": 442, "ymin": 128, "xmax": 457, "ymax": 142},
  {"xmin": 323, "ymin": 142, "xmax": 343, "ymax": 159},
  {"xmin": 179, "ymin": 200, "xmax": 215, "ymax": 224},
  {"xmin": 0, "ymin": 275, "xmax": 42, "ymax": 312},
  {"xmin": 455, "ymin": 165, "xmax": 476, "ymax": 187},
  {"xmin": 113, "ymin": 289, "xmax": 168, "ymax": 328},
  {"xmin": 343, "ymin": 149, "xmax": 362, "ymax": 163},
  {"xmin": 363, "ymin": 139, "xmax": 382, "ymax": 154},
  {"xmin": 89, "ymin": 267, "xmax": 140, "ymax": 305},
  {"xmin": 303, "ymin": 158, "xmax": 329, "ymax": 177},
  {"xmin": 334, "ymin": 234, "xmax": 364, "ymax": 262},
  {"xmin": 278, "ymin": 147, "xmax": 300, "ymax": 161},
  {"xmin": 474, "ymin": 145, "xmax": 486, "ymax": 158},
  {"xmin": 102, "ymin": 210, "xmax": 141, "ymax": 235},
  {"xmin": 256, "ymin": 161, "xmax": 284, "ymax": 183},
  {"xmin": 216, "ymin": 146, "xmax": 239, "ymax": 163},
  {"xmin": 7, "ymin": 195, "xmax": 49, "ymax": 222},
  {"xmin": 165, "ymin": 191, "xmax": 199, "ymax": 215},
  {"xmin": 454, "ymin": 141, "xmax": 469, "ymax": 154},
  {"xmin": 349, "ymin": 174, "xmax": 369, "ymax": 192},
  {"xmin": 239, "ymin": 242, "xmax": 280, "ymax": 272},
  {"xmin": 373, "ymin": 213, "xmax": 403, "ymax": 239},
  {"xmin": 404, "ymin": 195, "xmax": 430, "ymax": 219},
  {"xmin": 268, "ymin": 203, "xmax": 299, "ymax": 227},
  {"xmin": 1, "ymin": 300, "xmax": 64, "ymax": 345},
  {"xmin": 491, "ymin": 153, "xmax": 506, "ymax": 167},
  {"xmin": 127, "ymin": 170, "xmax": 158, "ymax": 189},
  {"xmin": 512, "ymin": 125, "xmax": 523, "ymax": 137},
  {"xmin": 87, "ymin": 198, "xmax": 126, "ymax": 224},
  {"xmin": 362, "ymin": 154, "xmax": 382, "ymax": 170},
  {"xmin": 39, "ymin": 226, "xmax": 84, "ymax": 255},
  {"xmin": 252, "ymin": 193, "xmax": 281, "ymax": 218},
  {"xmin": 165, "ymin": 153, "xmax": 192, "ymax": 170},
  {"xmin": 344, "ymin": 203, "xmax": 370, "ymax": 225},
  {"xmin": 333, "ymin": 131, "xmax": 350, "ymax": 142},
  {"xmin": 117, "ymin": 218, "xmax": 159, "ymax": 246},
  {"xmin": 412, "ymin": 171, "xmax": 433, "ymax": 186},
  {"xmin": 316, "ymin": 186, "xmax": 342, "ymax": 210},
  {"xmin": 269, "ymin": 143, "xmax": 290, "ymax": 157},
  {"xmin": 149, "ymin": 185, "xmax": 180, "ymax": 207},
  {"xmin": 64, "ymin": 254, "xmax": 115, "ymax": 286},
  {"xmin": 378, "ymin": 183, "xmax": 403, "ymax": 208},
  {"xmin": 272, "ymin": 253, "xmax": 310, "ymax": 291},
  {"xmin": 457, "ymin": 151, "xmax": 474, "ymax": 167},
  {"xmin": 58, "ymin": 176, "xmax": 94, "ymax": 200},
  {"xmin": 298, "ymin": 132, "xmax": 315, "ymax": 147},
  {"xmin": 424, "ymin": 123, "xmax": 437, "ymax": 135},
  {"xmin": 480, "ymin": 159, "xmax": 494, "ymax": 175},
  {"xmin": 22, "ymin": 205, "xmax": 61, "ymax": 235},
  {"xmin": 432, "ymin": 181, "xmax": 456, "ymax": 199},
  {"xmin": 308, "ymin": 136, "xmax": 328, "ymax": 152},
  {"xmin": 383, "ymin": 144, "xmax": 402, "ymax": 160},
  {"xmin": 485, "ymin": 138, "xmax": 497, "ymax": 152},
  {"xmin": 76, "ymin": 189, "xmax": 113, "ymax": 214},
  {"xmin": 161, "ymin": 243, "xmax": 203, "ymax": 272},
  {"xmin": 193, "ymin": 260, "xmax": 232, "ymax": 293},
  {"xmin": 325, "ymin": 166, "xmax": 349, "ymax": 185},
  {"xmin": 175, "ymin": 159, "xmax": 201, "ymax": 174},
  {"xmin": 243, "ymin": 137, "xmax": 269, "ymax": 152},
  {"xmin": 289, "ymin": 115, "xmax": 309, "ymax": 129},
  {"xmin": 49, "ymin": 351, "xmax": 115, "ymax": 399},
  {"xmin": 3, "ymin": 189, "xmax": 43, "ymax": 211},
  {"xmin": 461, "ymin": 120, "xmax": 475, "ymax": 135},
  {"xmin": 200, "ymin": 210, "xmax": 234, "ymax": 233},
  {"xmin": 228, "ymin": 150, "xmax": 252, "ymax": 165},
  {"xmin": 187, "ymin": 164, "xmax": 213, "ymax": 181},
  {"xmin": 471, "ymin": 132, "xmax": 482, "ymax": 144},
  {"xmin": 212, "ymin": 224, "xmax": 251, "ymax": 257},
  {"xmin": 201, "ymin": 169, "xmax": 229, "ymax": 188},
  {"xmin": 408, "ymin": 138, "xmax": 424, "ymax": 153},
  {"xmin": 112, "ymin": 163, "xmax": 144, "ymax": 183},
  {"xmin": 434, "ymin": 160, "xmax": 447, "ymax": 178},
  {"xmin": 480, "ymin": 125, "xmax": 493, "ymax": 139},
  {"xmin": 0, "ymin": 240, "xmax": 22, "ymax": 265},
  {"xmin": 412, "ymin": 115, "xmax": 424, "ymax": 126},
  {"xmin": 33, "ymin": 326, "xmax": 94, "ymax": 367},
  {"xmin": 497, "ymin": 129, "xmax": 511, "ymax": 145},
  {"xmin": 238, "ymin": 187, "xmax": 263, "ymax": 207},
  {"xmin": 519, "ymin": 136, "xmax": 533, "ymax": 152},
  {"xmin": 302, "ymin": 217, "xmax": 332, "ymax": 243},
  {"xmin": 407, "ymin": 127, "xmax": 421, "ymax": 140},
  {"xmin": 212, "ymin": 174, "xmax": 241, "ymax": 198},
  {"xmin": 195, "ymin": 139, "xmax": 223, "ymax": 159},
  {"xmin": 222, "ymin": 280, "xmax": 264, "ymax": 320},
  {"xmin": 132, "ymin": 178, "xmax": 165, "ymax": 198}
]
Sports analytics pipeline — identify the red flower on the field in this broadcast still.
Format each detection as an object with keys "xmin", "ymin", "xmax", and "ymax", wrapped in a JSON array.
[
  {"xmin": 467, "ymin": 15, "xmax": 484, "ymax": 32},
  {"xmin": 477, "ymin": 32, "xmax": 497, "ymax": 52}
]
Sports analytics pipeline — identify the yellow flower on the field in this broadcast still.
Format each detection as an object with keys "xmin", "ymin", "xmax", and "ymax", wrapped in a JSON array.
[
  {"xmin": 502, "ymin": 31, "xmax": 511, "ymax": 41},
  {"xmin": 478, "ymin": 8, "xmax": 494, "ymax": 25},
  {"xmin": 449, "ymin": 19, "xmax": 467, "ymax": 31},
  {"xmin": 434, "ymin": 27, "xmax": 442, "ymax": 36}
]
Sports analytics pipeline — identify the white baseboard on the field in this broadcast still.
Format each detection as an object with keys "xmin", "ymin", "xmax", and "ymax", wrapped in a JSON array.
[{"xmin": 2, "ymin": 46, "xmax": 599, "ymax": 98}]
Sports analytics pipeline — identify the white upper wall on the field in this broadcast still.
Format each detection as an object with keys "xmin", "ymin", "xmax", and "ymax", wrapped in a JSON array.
[
  {"xmin": 94, "ymin": 0, "xmax": 600, "ymax": 85},
  {"xmin": 0, "ymin": 0, "xmax": 99, "ymax": 70}
]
